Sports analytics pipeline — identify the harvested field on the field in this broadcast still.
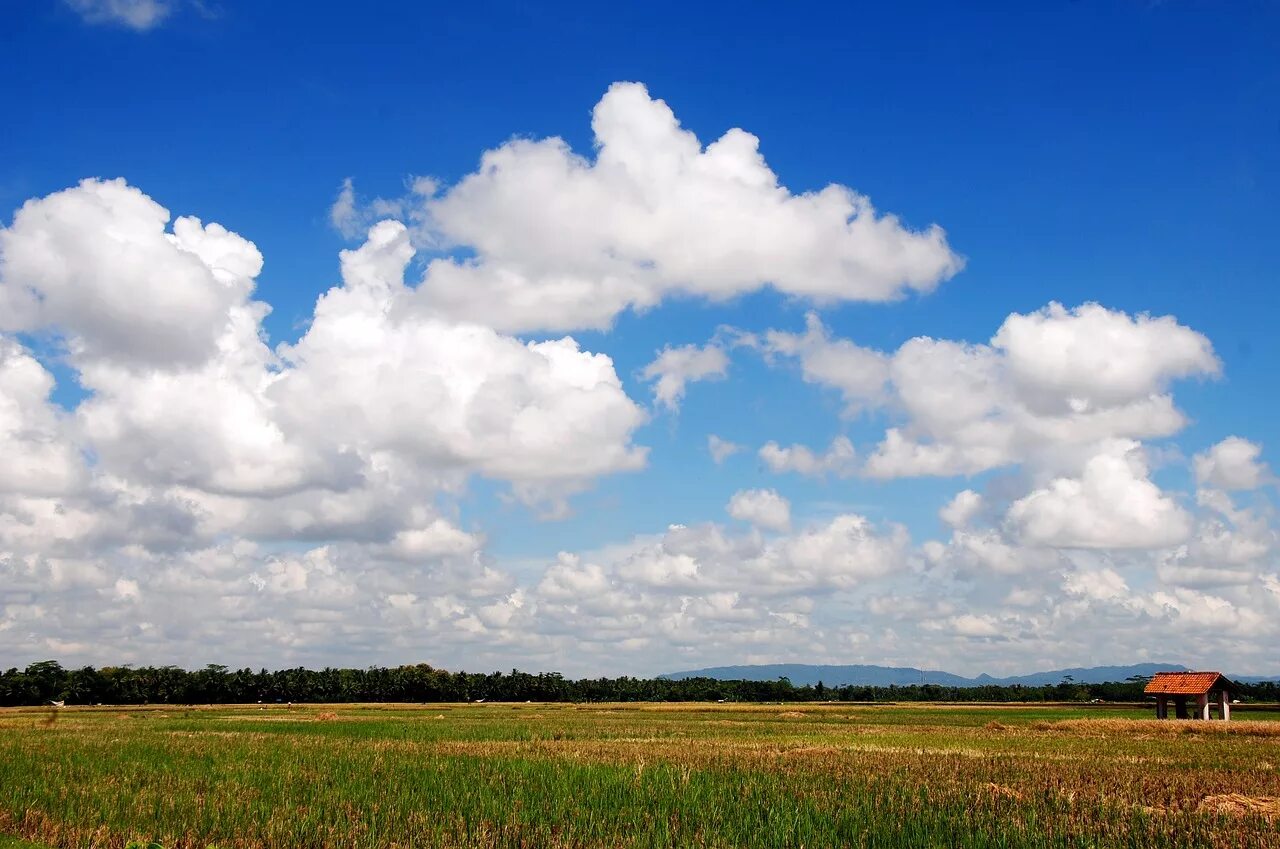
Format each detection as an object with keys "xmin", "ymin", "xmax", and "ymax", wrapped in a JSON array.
[{"xmin": 1, "ymin": 703, "xmax": 1278, "ymax": 848}]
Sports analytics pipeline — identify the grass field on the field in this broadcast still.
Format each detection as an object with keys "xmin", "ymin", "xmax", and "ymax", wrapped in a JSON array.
[{"xmin": 1, "ymin": 702, "xmax": 1278, "ymax": 848}]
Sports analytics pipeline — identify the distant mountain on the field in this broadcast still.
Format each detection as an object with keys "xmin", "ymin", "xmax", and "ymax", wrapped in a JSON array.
[
  {"xmin": 970, "ymin": 664, "xmax": 1189, "ymax": 687},
  {"xmin": 656, "ymin": 662, "xmax": 1279, "ymax": 688}
]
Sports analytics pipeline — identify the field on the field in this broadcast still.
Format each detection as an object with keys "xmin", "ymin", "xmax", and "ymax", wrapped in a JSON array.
[{"xmin": 1, "ymin": 702, "xmax": 1278, "ymax": 848}]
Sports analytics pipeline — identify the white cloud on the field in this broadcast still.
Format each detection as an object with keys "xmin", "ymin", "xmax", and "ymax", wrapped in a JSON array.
[
  {"xmin": 1142, "ymin": 587, "xmax": 1271, "ymax": 635},
  {"xmin": 112, "ymin": 577, "xmax": 140, "ymax": 601},
  {"xmin": 390, "ymin": 519, "xmax": 482, "ymax": 562},
  {"xmin": 759, "ymin": 312, "xmax": 888, "ymax": 414},
  {"xmin": 759, "ymin": 436, "xmax": 856, "ymax": 478},
  {"xmin": 1194, "ymin": 436, "xmax": 1271, "ymax": 491},
  {"xmin": 948, "ymin": 614, "xmax": 1002, "ymax": 638},
  {"xmin": 0, "ymin": 180, "xmax": 650, "ymax": 542},
  {"xmin": 537, "ymin": 511, "xmax": 908, "ymax": 604},
  {"xmin": 73, "ymin": 305, "xmax": 328, "ymax": 498},
  {"xmin": 504, "ymin": 512, "xmax": 926, "ymax": 671},
  {"xmin": 939, "ymin": 489, "xmax": 983, "ymax": 529},
  {"xmin": 1066, "ymin": 566, "xmax": 1133, "ymax": 603},
  {"xmin": 1156, "ymin": 488, "xmax": 1276, "ymax": 588},
  {"xmin": 641, "ymin": 343, "xmax": 728, "ymax": 411},
  {"xmin": 272, "ymin": 221, "xmax": 649, "ymax": 501},
  {"xmin": 536, "ymin": 554, "xmax": 611, "ymax": 602},
  {"xmin": 0, "ymin": 132, "xmax": 1277, "ymax": 677},
  {"xmin": 65, "ymin": 0, "xmax": 171, "ymax": 30},
  {"xmin": 0, "ymin": 337, "xmax": 85, "ymax": 496},
  {"xmin": 708, "ymin": 434, "xmax": 743, "ymax": 464},
  {"xmin": 923, "ymin": 527, "xmax": 1042, "ymax": 577},
  {"xmin": 757, "ymin": 305, "xmax": 1218, "ymax": 481},
  {"xmin": 727, "ymin": 488, "xmax": 791, "ymax": 532},
  {"xmin": 868, "ymin": 300, "xmax": 1216, "ymax": 478},
  {"xmin": 992, "ymin": 302, "xmax": 1219, "ymax": 413},
  {"xmin": 5, "ymin": 468, "xmax": 1279, "ymax": 675},
  {"xmin": 777, "ymin": 515, "xmax": 909, "ymax": 587},
  {"xmin": 0, "ymin": 178, "xmax": 262, "ymax": 368},
  {"xmin": 397, "ymin": 82, "xmax": 961, "ymax": 332},
  {"xmin": 0, "ymin": 179, "xmax": 661, "ymax": 673},
  {"xmin": 1006, "ymin": 441, "xmax": 1192, "ymax": 549}
]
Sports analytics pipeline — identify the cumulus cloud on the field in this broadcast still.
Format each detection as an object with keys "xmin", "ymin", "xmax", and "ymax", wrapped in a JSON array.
[
  {"xmin": 0, "ymin": 177, "xmax": 660, "ymax": 677},
  {"xmin": 65, "ymin": 0, "xmax": 171, "ymax": 30},
  {"xmin": 747, "ymin": 305, "xmax": 1227, "ymax": 588},
  {"xmin": 1, "ymin": 130, "xmax": 1276, "ymax": 677},
  {"xmin": 1006, "ymin": 441, "xmax": 1192, "ymax": 549},
  {"xmin": 389, "ymin": 519, "xmax": 483, "ymax": 562},
  {"xmin": 939, "ymin": 489, "xmax": 984, "ymax": 529},
  {"xmin": 2, "ymin": 506, "xmax": 917, "ymax": 676},
  {"xmin": 946, "ymin": 614, "xmax": 1003, "ymax": 638},
  {"xmin": 0, "ymin": 178, "xmax": 262, "ymax": 368},
  {"xmin": 0, "ymin": 175, "xmax": 937, "ymax": 675},
  {"xmin": 1155, "ymin": 488, "xmax": 1277, "ymax": 588},
  {"xmin": 1194, "ymin": 436, "xmax": 1271, "ymax": 491},
  {"xmin": 868, "ymin": 304, "xmax": 1216, "ymax": 479},
  {"xmin": 518, "ymin": 479, "xmax": 1280, "ymax": 675},
  {"xmin": 727, "ymin": 488, "xmax": 791, "ymax": 532},
  {"xmin": 759, "ymin": 436, "xmax": 856, "ymax": 478},
  {"xmin": 540, "ymin": 512, "xmax": 908, "ymax": 603},
  {"xmin": 759, "ymin": 312, "xmax": 889, "ymax": 414},
  {"xmin": 1, "ymin": 183, "xmax": 650, "ymax": 520},
  {"xmin": 0, "ymin": 180, "xmax": 649, "ymax": 548},
  {"xmin": 757, "ymin": 305, "xmax": 1218, "ymax": 481},
  {"xmin": 922, "ymin": 527, "xmax": 1044, "ymax": 577},
  {"xmin": 992, "ymin": 302, "xmax": 1219, "ymax": 413},
  {"xmin": 641, "ymin": 342, "xmax": 728, "ymax": 411},
  {"xmin": 914, "ymin": 479, "xmax": 1280, "ymax": 673},
  {"xmin": 272, "ymin": 220, "xmax": 648, "ymax": 499},
  {"xmin": 0, "ymin": 338, "xmax": 85, "ymax": 496},
  {"xmin": 389, "ymin": 82, "xmax": 961, "ymax": 332}
]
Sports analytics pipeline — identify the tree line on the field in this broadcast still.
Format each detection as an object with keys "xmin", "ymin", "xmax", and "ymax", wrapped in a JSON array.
[{"xmin": 3, "ymin": 661, "xmax": 1278, "ymax": 707}]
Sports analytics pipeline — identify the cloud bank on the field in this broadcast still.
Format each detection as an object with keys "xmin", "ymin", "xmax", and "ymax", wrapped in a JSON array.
[{"xmin": 2, "ymin": 84, "xmax": 1276, "ymax": 678}]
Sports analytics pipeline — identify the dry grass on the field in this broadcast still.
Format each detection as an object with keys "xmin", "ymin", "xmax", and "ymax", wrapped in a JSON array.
[
  {"xmin": 1197, "ymin": 793, "xmax": 1280, "ymax": 819},
  {"xmin": 2, "ymin": 703, "xmax": 1279, "ymax": 848},
  {"xmin": 1039, "ymin": 717, "xmax": 1280, "ymax": 737}
]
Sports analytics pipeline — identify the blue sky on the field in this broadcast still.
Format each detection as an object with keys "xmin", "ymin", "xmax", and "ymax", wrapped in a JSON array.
[{"xmin": 2, "ymin": 1, "xmax": 1278, "ymax": 676}]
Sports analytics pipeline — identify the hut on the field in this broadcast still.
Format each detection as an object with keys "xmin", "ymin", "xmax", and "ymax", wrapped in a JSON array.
[{"xmin": 1144, "ymin": 671, "xmax": 1234, "ymax": 721}]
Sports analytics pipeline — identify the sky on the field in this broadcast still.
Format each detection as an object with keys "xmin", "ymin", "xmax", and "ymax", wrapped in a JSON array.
[{"xmin": 2, "ymin": 0, "xmax": 1279, "ymax": 677}]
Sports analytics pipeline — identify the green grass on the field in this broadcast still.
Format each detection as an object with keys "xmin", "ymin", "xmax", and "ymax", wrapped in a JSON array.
[
  {"xmin": 1, "ymin": 703, "xmax": 1278, "ymax": 848},
  {"xmin": 0, "ymin": 834, "xmax": 54, "ymax": 848}
]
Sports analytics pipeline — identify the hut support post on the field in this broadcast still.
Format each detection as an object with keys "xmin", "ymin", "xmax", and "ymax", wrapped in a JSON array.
[
  {"xmin": 1219, "ymin": 690, "xmax": 1230, "ymax": 721},
  {"xmin": 1156, "ymin": 695, "xmax": 1167, "ymax": 719},
  {"xmin": 1174, "ymin": 696, "xmax": 1188, "ymax": 719},
  {"xmin": 1197, "ymin": 693, "xmax": 1210, "ymax": 720}
]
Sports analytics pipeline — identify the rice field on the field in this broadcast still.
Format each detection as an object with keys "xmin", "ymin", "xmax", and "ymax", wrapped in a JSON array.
[{"xmin": 1, "ymin": 702, "xmax": 1278, "ymax": 848}]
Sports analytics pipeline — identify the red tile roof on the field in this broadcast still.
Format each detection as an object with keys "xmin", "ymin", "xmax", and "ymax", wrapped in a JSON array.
[{"xmin": 1143, "ymin": 671, "xmax": 1230, "ymax": 695}]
